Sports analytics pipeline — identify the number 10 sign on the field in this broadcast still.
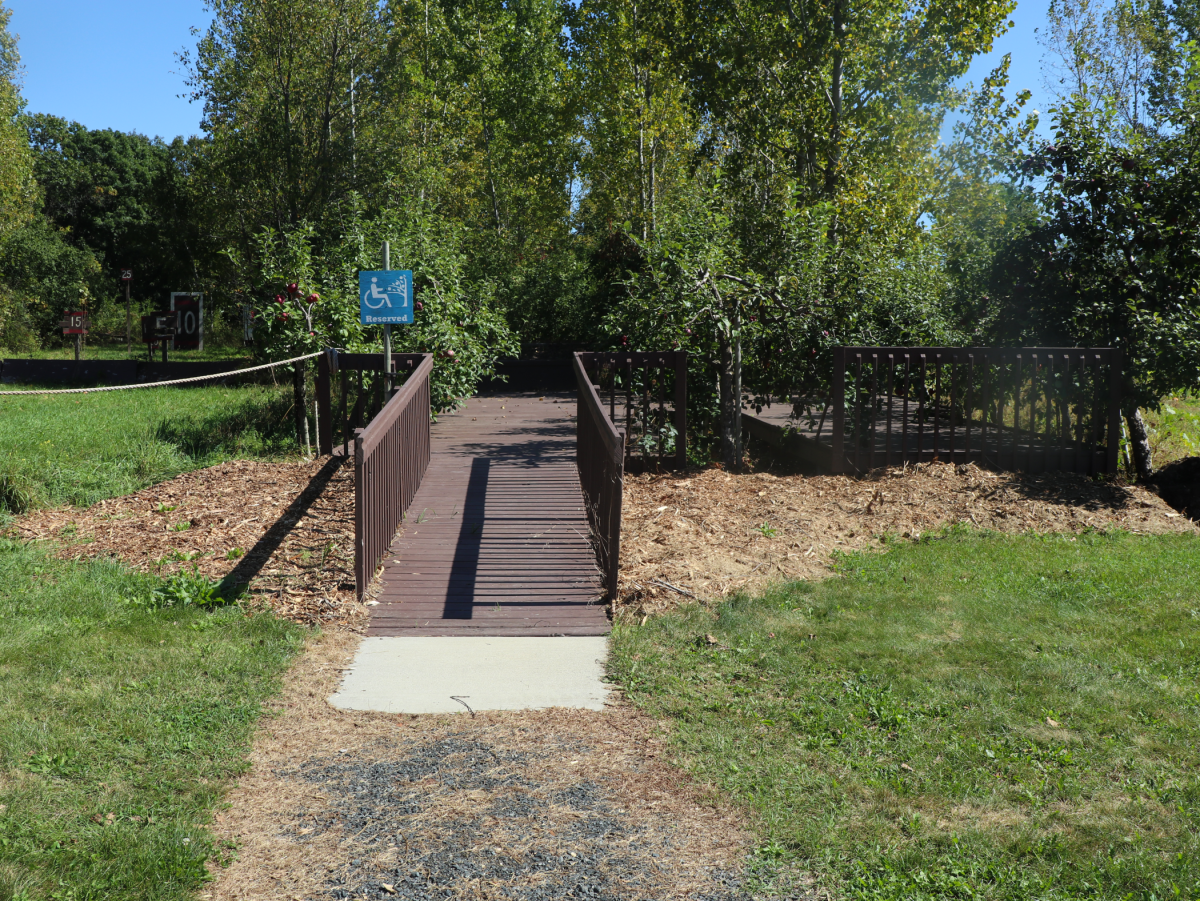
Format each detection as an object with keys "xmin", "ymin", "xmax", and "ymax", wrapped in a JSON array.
[{"xmin": 359, "ymin": 270, "xmax": 414, "ymax": 325}]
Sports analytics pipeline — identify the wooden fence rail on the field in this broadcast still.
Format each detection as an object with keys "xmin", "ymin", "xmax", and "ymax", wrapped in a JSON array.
[
  {"xmin": 352, "ymin": 353, "xmax": 433, "ymax": 599},
  {"xmin": 317, "ymin": 351, "xmax": 428, "ymax": 457},
  {"xmin": 830, "ymin": 346, "xmax": 1122, "ymax": 475},
  {"xmin": 315, "ymin": 351, "xmax": 433, "ymax": 600}
]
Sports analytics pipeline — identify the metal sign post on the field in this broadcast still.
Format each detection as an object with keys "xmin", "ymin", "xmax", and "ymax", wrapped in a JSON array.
[
  {"xmin": 358, "ymin": 244, "xmax": 414, "ymax": 398},
  {"xmin": 383, "ymin": 242, "xmax": 391, "ymax": 394},
  {"xmin": 59, "ymin": 311, "xmax": 89, "ymax": 362},
  {"xmin": 120, "ymin": 269, "xmax": 133, "ymax": 354}
]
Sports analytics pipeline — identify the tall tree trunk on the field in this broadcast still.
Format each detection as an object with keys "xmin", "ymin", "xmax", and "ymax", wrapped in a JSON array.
[
  {"xmin": 719, "ymin": 334, "xmax": 737, "ymax": 469},
  {"xmin": 1125, "ymin": 407, "xmax": 1153, "ymax": 480},
  {"xmin": 732, "ymin": 311, "xmax": 743, "ymax": 468}
]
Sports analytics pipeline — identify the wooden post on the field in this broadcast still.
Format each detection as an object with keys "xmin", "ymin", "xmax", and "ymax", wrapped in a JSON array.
[
  {"xmin": 354, "ymin": 431, "xmax": 366, "ymax": 599},
  {"xmin": 316, "ymin": 349, "xmax": 334, "ymax": 455},
  {"xmin": 831, "ymin": 347, "xmax": 846, "ymax": 473}
]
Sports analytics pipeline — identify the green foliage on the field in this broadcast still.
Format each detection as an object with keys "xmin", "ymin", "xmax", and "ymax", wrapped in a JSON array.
[
  {"xmin": 0, "ymin": 213, "xmax": 102, "ymax": 341},
  {"xmin": 0, "ymin": 539, "xmax": 302, "ymax": 900},
  {"xmin": 992, "ymin": 110, "xmax": 1200, "ymax": 410},
  {"xmin": 0, "ymin": 2, "xmax": 35, "ymax": 248},
  {"xmin": 611, "ymin": 183, "xmax": 960, "ymax": 457},
  {"xmin": 25, "ymin": 114, "xmax": 203, "ymax": 306},
  {"xmin": 568, "ymin": 0, "xmax": 696, "ymax": 242},
  {"xmin": 238, "ymin": 202, "xmax": 517, "ymax": 411},
  {"xmin": 611, "ymin": 530, "xmax": 1200, "ymax": 899}
]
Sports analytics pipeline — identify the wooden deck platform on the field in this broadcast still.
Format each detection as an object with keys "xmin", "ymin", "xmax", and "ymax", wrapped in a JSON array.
[
  {"xmin": 743, "ymin": 397, "xmax": 1110, "ymax": 474},
  {"xmin": 366, "ymin": 392, "xmax": 609, "ymax": 637}
]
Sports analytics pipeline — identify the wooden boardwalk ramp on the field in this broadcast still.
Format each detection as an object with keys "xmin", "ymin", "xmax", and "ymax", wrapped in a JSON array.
[{"xmin": 366, "ymin": 392, "xmax": 609, "ymax": 637}]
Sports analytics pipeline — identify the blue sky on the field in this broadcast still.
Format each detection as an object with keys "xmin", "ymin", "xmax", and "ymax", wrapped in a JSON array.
[
  {"xmin": 6, "ymin": 0, "xmax": 1052, "ymax": 142},
  {"xmin": 7, "ymin": 0, "xmax": 213, "ymax": 140},
  {"xmin": 950, "ymin": 0, "xmax": 1055, "ymax": 140}
]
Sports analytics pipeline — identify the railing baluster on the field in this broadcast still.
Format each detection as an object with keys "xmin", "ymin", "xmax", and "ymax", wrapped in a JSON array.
[
  {"xmin": 854, "ymin": 353, "xmax": 864, "ymax": 474},
  {"xmin": 873, "ymin": 355, "xmax": 883, "ymax": 472},
  {"xmin": 886, "ymin": 355, "xmax": 895, "ymax": 468},
  {"xmin": 917, "ymin": 354, "xmax": 927, "ymax": 463},
  {"xmin": 933, "ymin": 354, "xmax": 942, "ymax": 461},
  {"xmin": 950, "ymin": 354, "xmax": 960, "ymax": 464}
]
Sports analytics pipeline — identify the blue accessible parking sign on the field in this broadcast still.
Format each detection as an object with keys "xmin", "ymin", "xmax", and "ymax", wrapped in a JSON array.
[{"xmin": 359, "ymin": 270, "xmax": 414, "ymax": 325}]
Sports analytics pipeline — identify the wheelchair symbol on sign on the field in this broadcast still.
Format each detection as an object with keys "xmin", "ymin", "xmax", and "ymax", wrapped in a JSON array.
[{"xmin": 362, "ymin": 276, "xmax": 409, "ymax": 309}]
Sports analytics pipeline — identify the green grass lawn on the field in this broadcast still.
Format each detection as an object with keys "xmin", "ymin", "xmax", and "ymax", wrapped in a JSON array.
[
  {"xmin": 0, "ymin": 538, "xmax": 304, "ymax": 901},
  {"xmin": 6, "ymin": 344, "xmax": 253, "ymax": 364},
  {"xmin": 0, "ymin": 383, "xmax": 301, "ymax": 514},
  {"xmin": 611, "ymin": 529, "xmax": 1200, "ymax": 900}
]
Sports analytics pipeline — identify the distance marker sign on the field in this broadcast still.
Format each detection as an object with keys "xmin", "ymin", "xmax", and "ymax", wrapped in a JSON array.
[{"xmin": 359, "ymin": 270, "xmax": 414, "ymax": 325}]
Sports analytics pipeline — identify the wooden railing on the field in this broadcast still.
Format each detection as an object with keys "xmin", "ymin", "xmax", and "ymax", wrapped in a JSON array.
[
  {"xmin": 574, "ymin": 353, "xmax": 626, "ymax": 601},
  {"xmin": 831, "ymin": 347, "xmax": 1122, "ymax": 475},
  {"xmin": 317, "ymin": 351, "xmax": 428, "ymax": 457},
  {"xmin": 315, "ymin": 352, "xmax": 432, "ymax": 599},
  {"xmin": 575, "ymin": 351, "xmax": 687, "ymax": 471}
]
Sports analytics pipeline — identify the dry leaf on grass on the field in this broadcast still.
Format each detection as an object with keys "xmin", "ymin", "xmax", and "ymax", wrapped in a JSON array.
[{"xmin": 619, "ymin": 462, "xmax": 1197, "ymax": 616}]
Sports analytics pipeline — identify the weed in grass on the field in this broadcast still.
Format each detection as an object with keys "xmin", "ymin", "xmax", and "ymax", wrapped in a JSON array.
[
  {"xmin": 136, "ymin": 568, "xmax": 238, "ymax": 610},
  {"xmin": 611, "ymin": 529, "xmax": 1200, "ymax": 900},
  {"xmin": 0, "ymin": 538, "xmax": 302, "ymax": 900}
]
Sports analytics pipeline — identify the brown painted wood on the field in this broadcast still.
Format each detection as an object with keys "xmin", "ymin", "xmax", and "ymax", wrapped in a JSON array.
[{"xmin": 365, "ymin": 391, "xmax": 608, "ymax": 637}]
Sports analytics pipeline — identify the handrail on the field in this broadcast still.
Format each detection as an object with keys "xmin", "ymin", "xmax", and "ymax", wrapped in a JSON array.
[
  {"xmin": 574, "ymin": 353, "xmax": 625, "ymax": 601},
  {"xmin": 830, "ymin": 346, "xmax": 1122, "ymax": 476},
  {"xmin": 575, "ymin": 355, "xmax": 625, "ymax": 455},
  {"xmin": 357, "ymin": 355, "xmax": 434, "ymax": 458},
  {"xmin": 353, "ymin": 353, "xmax": 434, "ymax": 598}
]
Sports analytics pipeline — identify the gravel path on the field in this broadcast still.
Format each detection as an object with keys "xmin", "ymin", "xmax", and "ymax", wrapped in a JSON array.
[{"xmin": 203, "ymin": 627, "xmax": 813, "ymax": 901}]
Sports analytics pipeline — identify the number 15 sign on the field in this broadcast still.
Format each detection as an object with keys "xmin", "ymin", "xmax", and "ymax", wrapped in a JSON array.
[{"xmin": 358, "ymin": 270, "xmax": 414, "ymax": 325}]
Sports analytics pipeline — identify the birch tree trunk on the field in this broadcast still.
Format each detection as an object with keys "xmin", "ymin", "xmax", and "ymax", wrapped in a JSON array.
[{"xmin": 1125, "ymin": 407, "xmax": 1153, "ymax": 481}]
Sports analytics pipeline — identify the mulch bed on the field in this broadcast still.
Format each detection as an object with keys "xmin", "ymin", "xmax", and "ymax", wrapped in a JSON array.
[
  {"xmin": 619, "ymin": 462, "xmax": 1199, "ymax": 616},
  {"xmin": 7, "ymin": 457, "xmax": 362, "ymax": 626}
]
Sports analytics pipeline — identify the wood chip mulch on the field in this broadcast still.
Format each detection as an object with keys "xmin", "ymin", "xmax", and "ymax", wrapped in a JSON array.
[
  {"xmin": 620, "ymin": 462, "xmax": 1199, "ymax": 616},
  {"xmin": 7, "ymin": 457, "xmax": 362, "ymax": 626}
]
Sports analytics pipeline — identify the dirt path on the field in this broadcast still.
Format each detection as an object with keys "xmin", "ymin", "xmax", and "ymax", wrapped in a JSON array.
[{"xmin": 200, "ymin": 623, "xmax": 792, "ymax": 901}]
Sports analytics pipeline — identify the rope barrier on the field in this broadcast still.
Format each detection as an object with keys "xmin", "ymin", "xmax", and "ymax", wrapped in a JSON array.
[{"xmin": 0, "ymin": 351, "xmax": 323, "ymax": 396}]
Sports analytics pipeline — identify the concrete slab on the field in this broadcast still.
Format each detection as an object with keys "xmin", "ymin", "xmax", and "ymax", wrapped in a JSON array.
[{"xmin": 329, "ymin": 636, "xmax": 611, "ymax": 713}]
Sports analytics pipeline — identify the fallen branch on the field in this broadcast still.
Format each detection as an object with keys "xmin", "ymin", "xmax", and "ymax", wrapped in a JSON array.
[{"xmin": 651, "ymin": 578, "xmax": 698, "ymax": 599}]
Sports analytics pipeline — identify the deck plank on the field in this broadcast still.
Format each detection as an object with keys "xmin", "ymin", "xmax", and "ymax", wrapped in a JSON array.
[{"xmin": 366, "ymin": 392, "xmax": 608, "ymax": 637}]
